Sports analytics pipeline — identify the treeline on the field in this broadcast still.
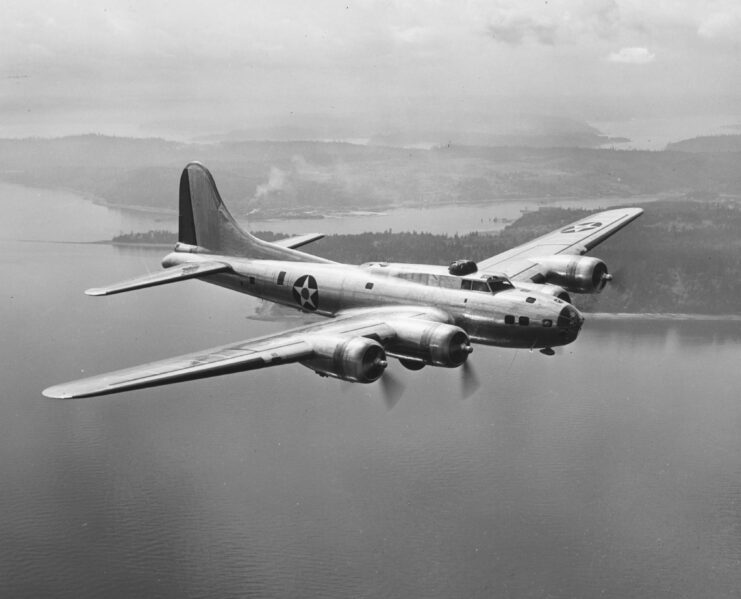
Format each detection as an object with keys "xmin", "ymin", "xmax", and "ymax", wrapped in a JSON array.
[{"xmin": 112, "ymin": 230, "xmax": 176, "ymax": 245}]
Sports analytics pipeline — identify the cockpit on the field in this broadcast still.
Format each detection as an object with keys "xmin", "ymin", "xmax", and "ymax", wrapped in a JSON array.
[
  {"xmin": 460, "ymin": 275, "xmax": 514, "ymax": 294},
  {"xmin": 484, "ymin": 275, "xmax": 515, "ymax": 294}
]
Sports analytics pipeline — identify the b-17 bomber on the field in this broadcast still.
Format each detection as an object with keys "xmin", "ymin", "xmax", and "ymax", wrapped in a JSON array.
[{"xmin": 43, "ymin": 162, "xmax": 642, "ymax": 401}]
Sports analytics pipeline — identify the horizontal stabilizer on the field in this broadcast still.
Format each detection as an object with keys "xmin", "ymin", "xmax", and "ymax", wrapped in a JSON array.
[
  {"xmin": 271, "ymin": 233, "xmax": 325, "ymax": 250},
  {"xmin": 85, "ymin": 261, "xmax": 230, "ymax": 296}
]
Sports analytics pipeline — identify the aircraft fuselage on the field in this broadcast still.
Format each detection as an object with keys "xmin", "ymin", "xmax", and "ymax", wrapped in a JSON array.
[{"xmin": 162, "ymin": 250, "xmax": 583, "ymax": 350}]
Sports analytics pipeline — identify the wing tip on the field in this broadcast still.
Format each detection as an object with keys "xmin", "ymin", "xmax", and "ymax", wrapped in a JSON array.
[
  {"xmin": 42, "ymin": 385, "xmax": 74, "ymax": 399},
  {"xmin": 84, "ymin": 288, "xmax": 107, "ymax": 296}
]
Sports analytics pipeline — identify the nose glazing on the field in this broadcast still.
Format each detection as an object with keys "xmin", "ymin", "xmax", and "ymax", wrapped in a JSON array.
[{"xmin": 557, "ymin": 305, "xmax": 584, "ymax": 331}]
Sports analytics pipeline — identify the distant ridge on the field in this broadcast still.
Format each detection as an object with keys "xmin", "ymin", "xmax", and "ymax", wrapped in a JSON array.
[{"xmin": 666, "ymin": 134, "xmax": 741, "ymax": 153}]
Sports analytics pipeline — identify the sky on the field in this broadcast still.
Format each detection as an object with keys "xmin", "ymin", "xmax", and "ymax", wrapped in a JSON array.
[{"xmin": 1, "ymin": 0, "xmax": 740, "ymax": 140}]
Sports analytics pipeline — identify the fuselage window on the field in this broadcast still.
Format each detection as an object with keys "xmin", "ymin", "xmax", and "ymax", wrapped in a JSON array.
[
  {"xmin": 365, "ymin": 282, "xmax": 374, "ymax": 290},
  {"xmin": 526, "ymin": 297, "xmax": 536, "ymax": 304},
  {"xmin": 504, "ymin": 315, "xmax": 515, "ymax": 325},
  {"xmin": 519, "ymin": 316, "xmax": 530, "ymax": 326},
  {"xmin": 461, "ymin": 279, "xmax": 489, "ymax": 292},
  {"xmin": 277, "ymin": 271, "xmax": 286, "ymax": 285}
]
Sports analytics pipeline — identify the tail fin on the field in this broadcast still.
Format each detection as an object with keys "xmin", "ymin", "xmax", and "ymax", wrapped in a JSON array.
[{"xmin": 178, "ymin": 162, "xmax": 331, "ymax": 262}]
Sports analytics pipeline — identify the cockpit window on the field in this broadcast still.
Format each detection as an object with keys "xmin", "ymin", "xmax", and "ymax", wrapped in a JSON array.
[{"xmin": 487, "ymin": 275, "xmax": 514, "ymax": 294}]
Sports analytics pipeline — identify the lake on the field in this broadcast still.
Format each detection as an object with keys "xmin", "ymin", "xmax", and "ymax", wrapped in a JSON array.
[{"xmin": 3, "ymin": 235, "xmax": 741, "ymax": 598}]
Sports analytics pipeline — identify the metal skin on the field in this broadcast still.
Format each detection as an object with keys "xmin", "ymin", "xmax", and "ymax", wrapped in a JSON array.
[
  {"xmin": 162, "ymin": 250, "xmax": 583, "ymax": 350},
  {"xmin": 42, "ymin": 162, "xmax": 642, "ymax": 399}
]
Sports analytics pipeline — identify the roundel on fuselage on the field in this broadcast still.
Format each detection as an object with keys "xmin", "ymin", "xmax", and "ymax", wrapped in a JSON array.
[{"xmin": 292, "ymin": 275, "xmax": 319, "ymax": 311}]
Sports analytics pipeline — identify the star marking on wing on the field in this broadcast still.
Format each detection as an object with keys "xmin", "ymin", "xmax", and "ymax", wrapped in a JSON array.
[{"xmin": 561, "ymin": 221, "xmax": 602, "ymax": 234}]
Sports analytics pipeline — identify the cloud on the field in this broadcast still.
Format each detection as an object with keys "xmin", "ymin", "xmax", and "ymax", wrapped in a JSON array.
[
  {"xmin": 487, "ymin": 13, "xmax": 558, "ymax": 45},
  {"xmin": 483, "ymin": 0, "xmax": 621, "ymax": 46},
  {"xmin": 698, "ymin": 8, "xmax": 741, "ymax": 40},
  {"xmin": 607, "ymin": 46, "xmax": 655, "ymax": 64}
]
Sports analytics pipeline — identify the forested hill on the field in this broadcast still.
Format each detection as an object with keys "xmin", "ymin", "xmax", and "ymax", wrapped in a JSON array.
[{"xmin": 113, "ymin": 199, "xmax": 741, "ymax": 315}]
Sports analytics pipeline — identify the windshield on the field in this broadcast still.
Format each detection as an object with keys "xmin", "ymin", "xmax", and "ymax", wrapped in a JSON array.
[{"xmin": 487, "ymin": 275, "xmax": 514, "ymax": 293}]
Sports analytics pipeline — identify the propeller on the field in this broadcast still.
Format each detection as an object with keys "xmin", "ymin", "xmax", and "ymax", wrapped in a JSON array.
[
  {"xmin": 380, "ymin": 370, "xmax": 405, "ymax": 410},
  {"xmin": 460, "ymin": 358, "xmax": 480, "ymax": 399}
]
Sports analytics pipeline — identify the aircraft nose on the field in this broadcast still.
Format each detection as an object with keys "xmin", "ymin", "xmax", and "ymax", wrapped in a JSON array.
[{"xmin": 557, "ymin": 304, "xmax": 584, "ymax": 332}]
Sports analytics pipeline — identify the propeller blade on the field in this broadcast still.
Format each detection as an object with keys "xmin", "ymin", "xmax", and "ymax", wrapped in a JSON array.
[
  {"xmin": 461, "ymin": 359, "xmax": 480, "ymax": 399},
  {"xmin": 380, "ymin": 371, "xmax": 405, "ymax": 410}
]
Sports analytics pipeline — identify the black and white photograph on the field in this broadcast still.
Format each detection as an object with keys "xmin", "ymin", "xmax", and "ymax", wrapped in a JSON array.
[{"xmin": 2, "ymin": 1, "xmax": 741, "ymax": 597}]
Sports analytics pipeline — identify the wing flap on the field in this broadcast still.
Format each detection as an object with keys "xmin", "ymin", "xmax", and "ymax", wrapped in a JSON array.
[{"xmin": 85, "ymin": 261, "xmax": 231, "ymax": 296}]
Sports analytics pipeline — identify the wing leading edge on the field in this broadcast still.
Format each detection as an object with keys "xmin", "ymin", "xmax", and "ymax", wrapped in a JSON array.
[
  {"xmin": 42, "ymin": 307, "xmax": 450, "ymax": 399},
  {"xmin": 478, "ymin": 207, "xmax": 643, "ymax": 280}
]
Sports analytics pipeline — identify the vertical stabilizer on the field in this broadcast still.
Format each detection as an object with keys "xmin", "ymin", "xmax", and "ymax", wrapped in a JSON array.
[
  {"xmin": 178, "ymin": 162, "xmax": 330, "ymax": 262},
  {"xmin": 179, "ymin": 162, "xmax": 255, "ymax": 254}
]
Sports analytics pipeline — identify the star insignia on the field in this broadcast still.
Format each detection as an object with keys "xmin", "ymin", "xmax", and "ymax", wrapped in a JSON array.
[
  {"xmin": 561, "ymin": 221, "xmax": 602, "ymax": 234},
  {"xmin": 292, "ymin": 275, "xmax": 319, "ymax": 311}
]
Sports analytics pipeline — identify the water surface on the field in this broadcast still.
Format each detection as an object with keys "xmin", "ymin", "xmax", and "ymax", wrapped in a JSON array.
[{"xmin": 2, "ymin": 240, "xmax": 741, "ymax": 598}]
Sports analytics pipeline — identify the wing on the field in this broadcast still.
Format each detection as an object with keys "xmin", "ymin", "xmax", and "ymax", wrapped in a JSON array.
[
  {"xmin": 85, "ymin": 261, "xmax": 231, "ymax": 296},
  {"xmin": 477, "ymin": 207, "xmax": 643, "ymax": 280},
  {"xmin": 42, "ymin": 306, "xmax": 450, "ymax": 399}
]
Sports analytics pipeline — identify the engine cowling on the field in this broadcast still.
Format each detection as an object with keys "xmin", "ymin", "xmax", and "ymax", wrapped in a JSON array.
[
  {"xmin": 301, "ymin": 336, "xmax": 388, "ymax": 383},
  {"xmin": 387, "ymin": 321, "xmax": 472, "ymax": 368},
  {"xmin": 535, "ymin": 255, "xmax": 610, "ymax": 294},
  {"xmin": 515, "ymin": 281, "xmax": 572, "ymax": 303}
]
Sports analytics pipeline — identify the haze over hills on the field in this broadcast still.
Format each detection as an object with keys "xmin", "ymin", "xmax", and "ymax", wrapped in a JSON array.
[
  {"xmin": 1, "ymin": 134, "xmax": 740, "ymax": 219},
  {"xmin": 193, "ymin": 114, "xmax": 627, "ymax": 149}
]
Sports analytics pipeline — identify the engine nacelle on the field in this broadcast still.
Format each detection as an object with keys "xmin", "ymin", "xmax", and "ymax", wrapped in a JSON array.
[
  {"xmin": 387, "ymin": 321, "xmax": 472, "ymax": 368},
  {"xmin": 301, "ymin": 336, "xmax": 387, "ymax": 383},
  {"xmin": 534, "ymin": 255, "xmax": 610, "ymax": 294},
  {"xmin": 515, "ymin": 281, "xmax": 572, "ymax": 303}
]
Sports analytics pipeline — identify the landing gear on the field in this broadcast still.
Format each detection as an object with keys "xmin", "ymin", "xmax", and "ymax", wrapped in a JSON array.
[{"xmin": 540, "ymin": 347, "xmax": 555, "ymax": 356}]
